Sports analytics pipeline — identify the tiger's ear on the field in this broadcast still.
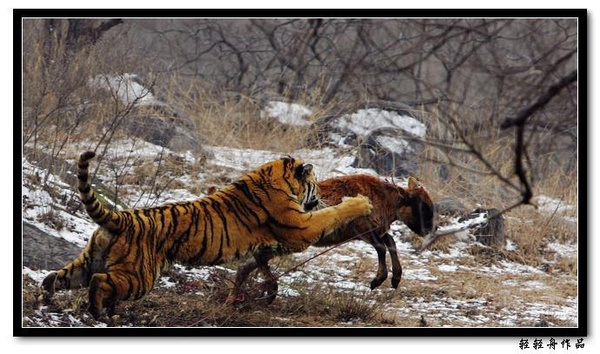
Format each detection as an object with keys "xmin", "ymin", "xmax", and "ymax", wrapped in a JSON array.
[
  {"xmin": 408, "ymin": 176, "xmax": 420, "ymax": 190},
  {"xmin": 295, "ymin": 163, "xmax": 313, "ymax": 181}
]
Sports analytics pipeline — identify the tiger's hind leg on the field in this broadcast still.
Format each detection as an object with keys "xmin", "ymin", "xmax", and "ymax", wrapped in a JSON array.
[
  {"xmin": 88, "ymin": 273, "xmax": 114, "ymax": 319},
  {"xmin": 382, "ymin": 233, "xmax": 402, "ymax": 289},
  {"xmin": 88, "ymin": 270, "xmax": 143, "ymax": 319}
]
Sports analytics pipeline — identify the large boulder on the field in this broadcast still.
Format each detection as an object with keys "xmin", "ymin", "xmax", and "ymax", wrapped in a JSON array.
[
  {"xmin": 353, "ymin": 127, "xmax": 423, "ymax": 177},
  {"xmin": 89, "ymin": 73, "xmax": 161, "ymax": 108},
  {"xmin": 435, "ymin": 197, "xmax": 468, "ymax": 216},
  {"xmin": 91, "ymin": 73, "xmax": 210, "ymax": 156},
  {"xmin": 23, "ymin": 221, "xmax": 81, "ymax": 270},
  {"xmin": 126, "ymin": 114, "xmax": 207, "ymax": 155},
  {"xmin": 306, "ymin": 107, "xmax": 426, "ymax": 177}
]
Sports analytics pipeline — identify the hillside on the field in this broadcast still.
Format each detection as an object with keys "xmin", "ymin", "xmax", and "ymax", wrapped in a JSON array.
[
  {"xmin": 21, "ymin": 137, "xmax": 578, "ymax": 328},
  {"xmin": 19, "ymin": 17, "xmax": 580, "ymax": 331}
]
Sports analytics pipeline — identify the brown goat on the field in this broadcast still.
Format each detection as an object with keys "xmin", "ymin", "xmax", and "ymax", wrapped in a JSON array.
[{"xmin": 230, "ymin": 174, "xmax": 435, "ymax": 304}]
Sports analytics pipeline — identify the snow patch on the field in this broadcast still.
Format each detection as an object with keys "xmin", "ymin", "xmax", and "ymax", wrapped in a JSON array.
[
  {"xmin": 260, "ymin": 101, "xmax": 312, "ymax": 126},
  {"xmin": 436, "ymin": 213, "xmax": 488, "ymax": 236},
  {"xmin": 23, "ymin": 267, "xmax": 51, "ymax": 284},
  {"xmin": 503, "ymin": 279, "xmax": 549, "ymax": 290},
  {"xmin": 479, "ymin": 261, "xmax": 545, "ymax": 276},
  {"xmin": 505, "ymin": 239, "xmax": 518, "ymax": 251},
  {"xmin": 335, "ymin": 108, "xmax": 426, "ymax": 138},
  {"xmin": 438, "ymin": 264, "xmax": 459, "ymax": 272},
  {"xmin": 278, "ymin": 284, "xmax": 301, "ymax": 297},
  {"xmin": 171, "ymin": 264, "xmax": 235, "ymax": 281},
  {"xmin": 403, "ymin": 268, "xmax": 438, "ymax": 281},
  {"xmin": 159, "ymin": 277, "xmax": 177, "ymax": 289},
  {"xmin": 546, "ymin": 242, "xmax": 577, "ymax": 259},
  {"xmin": 89, "ymin": 73, "xmax": 161, "ymax": 107},
  {"xmin": 22, "ymin": 158, "xmax": 98, "ymax": 247},
  {"xmin": 534, "ymin": 195, "xmax": 577, "ymax": 227},
  {"xmin": 520, "ymin": 298, "xmax": 578, "ymax": 323},
  {"xmin": 374, "ymin": 135, "xmax": 412, "ymax": 153},
  {"xmin": 536, "ymin": 195, "xmax": 575, "ymax": 214}
]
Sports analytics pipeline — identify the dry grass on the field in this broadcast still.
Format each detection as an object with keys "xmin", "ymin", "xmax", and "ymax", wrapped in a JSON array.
[
  {"xmin": 22, "ymin": 97, "xmax": 578, "ymax": 327},
  {"xmin": 415, "ymin": 107, "xmax": 578, "ymax": 272},
  {"xmin": 23, "ymin": 270, "xmax": 386, "ymax": 328},
  {"xmin": 22, "ymin": 106, "xmax": 578, "ymax": 327},
  {"xmin": 164, "ymin": 77, "xmax": 319, "ymax": 153},
  {"xmin": 22, "ymin": 208, "xmax": 578, "ymax": 329},
  {"xmin": 22, "ymin": 20, "xmax": 578, "ymax": 330}
]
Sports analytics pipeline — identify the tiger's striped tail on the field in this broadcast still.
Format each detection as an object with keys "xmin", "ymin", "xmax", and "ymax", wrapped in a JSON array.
[{"xmin": 77, "ymin": 151, "xmax": 122, "ymax": 233}]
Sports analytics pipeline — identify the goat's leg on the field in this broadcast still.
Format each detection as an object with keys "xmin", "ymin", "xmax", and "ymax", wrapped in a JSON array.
[
  {"xmin": 382, "ymin": 233, "xmax": 402, "ymax": 288},
  {"xmin": 367, "ymin": 234, "xmax": 389, "ymax": 290}
]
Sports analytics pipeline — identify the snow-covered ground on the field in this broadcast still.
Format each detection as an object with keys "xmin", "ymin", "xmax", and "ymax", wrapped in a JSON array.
[
  {"xmin": 21, "ymin": 130, "xmax": 578, "ymax": 328},
  {"xmin": 535, "ymin": 194, "xmax": 578, "ymax": 225}
]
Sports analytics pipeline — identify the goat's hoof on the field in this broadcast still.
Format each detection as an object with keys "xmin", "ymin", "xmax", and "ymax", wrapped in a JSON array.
[{"xmin": 370, "ymin": 277, "xmax": 386, "ymax": 290}]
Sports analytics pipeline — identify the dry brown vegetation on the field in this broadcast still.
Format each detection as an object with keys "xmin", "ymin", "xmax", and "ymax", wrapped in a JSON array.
[
  {"xmin": 22, "ymin": 225, "xmax": 577, "ymax": 328},
  {"xmin": 21, "ymin": 17, "xmax": 579, "ymax": 329}
]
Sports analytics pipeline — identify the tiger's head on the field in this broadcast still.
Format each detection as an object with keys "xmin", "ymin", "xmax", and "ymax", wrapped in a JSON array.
[
  {"xmin": 397, "ymin": 176, "xmax": 435, "ymax": 236},
  {"xmin": 280, "ymin": 156, "xmax": 320, "ymax": 211}
]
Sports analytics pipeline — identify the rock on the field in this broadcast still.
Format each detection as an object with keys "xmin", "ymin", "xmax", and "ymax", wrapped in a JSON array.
[
  {"xmin": 168, "ymin": 125, "xmax": 205, "ymax": 153},
  {"xmin": 466, "ymin": 208, "xmax": 506, "ymax": 247},
  {"xmin": 435, "ymin": 197, "xmax": 467, "ymax": 216},
  {"xmin": 90, "ymin": 73, "xmax": 211, "ymax": 157},
  {"xmin": 89, "ymin": 73, "xmax": 161, "ymax": 107},
  {"xmin": 127, "ymin": 114, "xmax": 174, "ymax": 147},
  {"xmin": 305, "ymin": 108, "xmax": 427, "ymax": 177},
  {"xmin": 304, "ymin": 115, "xmax": 345, "ymax": 148},
  {"xmin": 352, "ymin": 127, "xmax": 422, "ymax": 177},
  {"xmin": 126, "ymin": 114, "xmax": 211, "ymax": 157},
  {"xmin": 23, "ymin": 221, "xmax": 81, "ymax": 270}
]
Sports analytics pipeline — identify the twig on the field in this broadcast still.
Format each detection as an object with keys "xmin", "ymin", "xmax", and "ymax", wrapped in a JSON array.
[
  {"xmin": 414, "ymin": 200, "xmax": 527, "ymax": 254},
  {"xmin": 415, "ymin": 221, "xmax": 484, "ymax": 255}
]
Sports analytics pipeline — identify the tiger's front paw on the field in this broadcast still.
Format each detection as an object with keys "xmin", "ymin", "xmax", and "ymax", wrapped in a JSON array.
[
  {"xmin": 341, "ymin": 194, "xmax": 373, "ymax": 216},
  {"xmin": 40, "ymin": 271, "xmax": 57, "ymax": 303}
]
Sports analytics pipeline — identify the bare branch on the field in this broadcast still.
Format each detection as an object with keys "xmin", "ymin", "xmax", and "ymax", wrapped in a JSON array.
[{"xmin": 501, "ymin": 70, "xmax": 577, "ymax": 129}]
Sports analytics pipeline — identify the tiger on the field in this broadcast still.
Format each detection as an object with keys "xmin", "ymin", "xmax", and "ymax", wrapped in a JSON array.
[
  {"xmin": 230, "ymin": 174, "xmax": 434, "ymax": 304},
  {"xmin": 41, "ymin": 151, "xmax": 373, "ymax": 319}
]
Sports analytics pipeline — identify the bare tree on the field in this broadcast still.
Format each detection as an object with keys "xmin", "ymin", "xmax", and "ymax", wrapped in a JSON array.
[{"xmin": 23, "ymin": 17, "xmax": 578, "ymax": 214}]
